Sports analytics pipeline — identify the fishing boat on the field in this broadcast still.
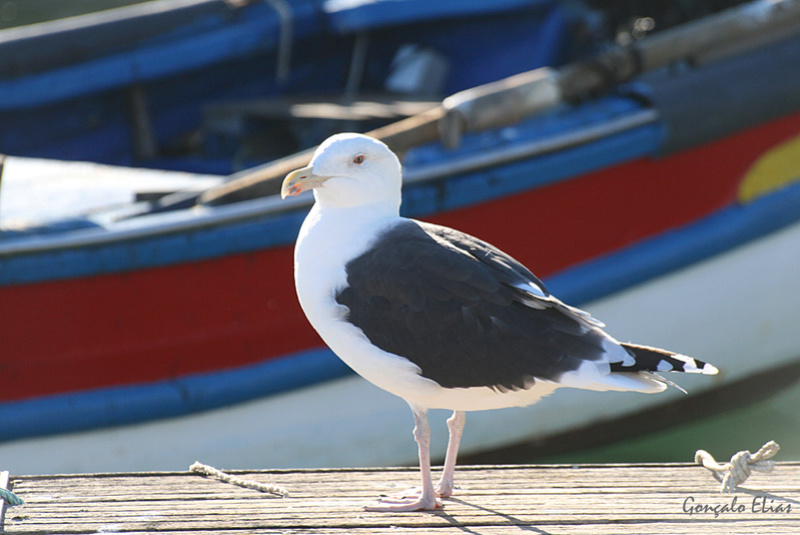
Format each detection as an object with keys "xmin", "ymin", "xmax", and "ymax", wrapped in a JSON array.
[{"xmin": 2, "ymin": 0, "xmax": 800, "ymax": 474}]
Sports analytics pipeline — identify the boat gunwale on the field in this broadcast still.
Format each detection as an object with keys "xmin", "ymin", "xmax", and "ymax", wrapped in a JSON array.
[{"xmin": 0, "ymin": 0, "xmax": 242, "ymax": 76}]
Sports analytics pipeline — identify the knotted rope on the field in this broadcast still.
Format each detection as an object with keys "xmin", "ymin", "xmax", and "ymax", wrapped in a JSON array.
[
  {"xmin": 0, "ymin": 488, "xmax": 24, "ymax": 506},
  {"xmin": 190, "ymin": 462, "xmax": 289, "ymax": 497},
  {"xmin": 695, "ymin": 440, "xmax": 780, "ymax": 493}
]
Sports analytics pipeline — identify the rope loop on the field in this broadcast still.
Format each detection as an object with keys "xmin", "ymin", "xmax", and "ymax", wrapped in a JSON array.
[{"xmin": 695, "ymin": 440, "xmax": 780, "ymax": 493}]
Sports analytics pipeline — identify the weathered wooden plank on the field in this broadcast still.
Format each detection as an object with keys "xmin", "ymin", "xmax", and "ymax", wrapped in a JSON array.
[{"xmin": 5, "ymin": 464, "xmax": 799, "ymax": 534}]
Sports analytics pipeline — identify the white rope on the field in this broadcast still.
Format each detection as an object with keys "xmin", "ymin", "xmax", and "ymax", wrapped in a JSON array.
[
  {"xmin": 190, "ymin": 462, "xmax": 289, "ymax": 498},
  {"xmin": 695, "ymin": 440, "xmax": 780, "ymax": 493}
]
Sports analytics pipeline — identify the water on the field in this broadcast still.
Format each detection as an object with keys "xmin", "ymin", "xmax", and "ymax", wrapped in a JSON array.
[{"xmin": 537, "ymin": 377, "xmax": 800, "ymax": 465}]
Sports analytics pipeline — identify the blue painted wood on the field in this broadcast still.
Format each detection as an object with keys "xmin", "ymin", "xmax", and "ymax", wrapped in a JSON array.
[
  {"xmin": 0, "ymin": 5, "xmax": 307, "ymax": 110},
  {"xmin": 322, "ymin": 0, "xmax": 553, "ymax": 33},
  {"xmin": 0, "ymin": 0, "xmax": 569, "ymax": 167},
  {"xmin": 0, "ymin": 347, "xmax": 348, "ymax": 442},
  {"xmin": 0, "ymin": 0, "xmax": 237, "ymax": 77}
]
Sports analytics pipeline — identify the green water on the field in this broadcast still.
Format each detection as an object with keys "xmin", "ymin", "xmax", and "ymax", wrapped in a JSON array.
[{"xmin": 537, "ymin": 377, "xmax": 800, "ymax": 465}]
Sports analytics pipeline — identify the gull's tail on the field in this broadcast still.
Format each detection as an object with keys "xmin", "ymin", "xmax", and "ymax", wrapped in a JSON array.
[{"xmin": 612, "ymin": 343, "xmax": 719, "ymax": 376}]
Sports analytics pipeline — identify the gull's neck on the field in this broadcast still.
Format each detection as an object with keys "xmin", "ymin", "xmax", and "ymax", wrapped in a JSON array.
[
  {"xmin": 296, "ymin": 199, "xmax": 400, "ymax": 263},
  {"xmin": 311, "ymin": 194, "xmax": 400, "ymax": 228}
]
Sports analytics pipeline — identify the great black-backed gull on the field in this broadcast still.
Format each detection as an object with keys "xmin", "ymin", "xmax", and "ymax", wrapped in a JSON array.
[{"xmin": 281, "ymin": 133, "xmax": 718, "ymax": 512}]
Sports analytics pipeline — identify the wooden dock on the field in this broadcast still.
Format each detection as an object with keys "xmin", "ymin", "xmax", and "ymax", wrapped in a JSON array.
[{"xmin": 3, "ymin": 463, "xmax": 799, "ymax": 534}]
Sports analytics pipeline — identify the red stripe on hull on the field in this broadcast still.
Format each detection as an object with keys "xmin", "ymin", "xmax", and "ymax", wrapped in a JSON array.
[{"xmin": 0, "ymin": 248, "xmax": 322, "ymax": 401}]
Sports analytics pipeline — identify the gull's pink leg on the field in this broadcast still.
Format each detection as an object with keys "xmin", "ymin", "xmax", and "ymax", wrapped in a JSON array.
[
  {"xmin": 436, "ymin": 410, "xmax": 465, "ymax": 498},
  {"xmin": 364, "ymin": 405, "xmax": 441, "ymax": 512}
]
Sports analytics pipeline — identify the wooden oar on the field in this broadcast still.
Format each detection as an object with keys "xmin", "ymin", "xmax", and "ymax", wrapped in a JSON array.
[{"xmin": 199, "ymin": 0, "xmax": 800, "ymax": 206}]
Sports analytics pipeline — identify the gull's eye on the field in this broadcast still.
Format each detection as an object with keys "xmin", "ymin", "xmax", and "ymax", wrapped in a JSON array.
[{"xmin": 353, "ymin": 154, "xmax": 365, "ymax": 164}]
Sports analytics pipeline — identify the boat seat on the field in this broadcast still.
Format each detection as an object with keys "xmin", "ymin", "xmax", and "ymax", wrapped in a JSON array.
[{"xmin": 203, "ymin": 94, "xmax": 439, "ymax": 125}]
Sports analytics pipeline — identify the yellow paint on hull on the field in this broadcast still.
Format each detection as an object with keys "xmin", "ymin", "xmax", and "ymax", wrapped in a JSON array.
[{"xmin": 738, "ymin": 134, "xmax": 800, "ymax": 203}]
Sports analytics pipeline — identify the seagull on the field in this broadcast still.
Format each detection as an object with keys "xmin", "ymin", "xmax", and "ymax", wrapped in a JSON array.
[{"xmin": 281, "ymin": 132, "xmax": 719, "ymax": 512}]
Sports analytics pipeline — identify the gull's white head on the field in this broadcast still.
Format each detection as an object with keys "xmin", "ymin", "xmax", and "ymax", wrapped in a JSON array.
[{"xmin": 281, "ymin": 133, "xmax": 402, "ymax": 211}]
